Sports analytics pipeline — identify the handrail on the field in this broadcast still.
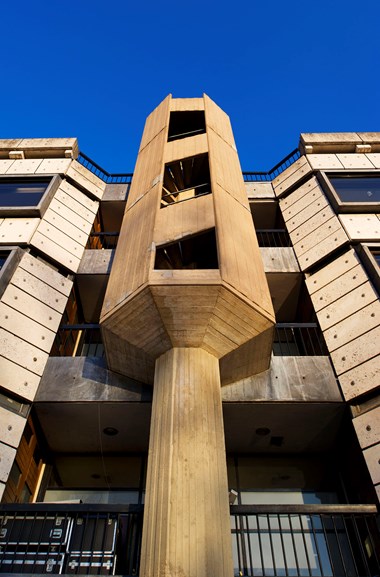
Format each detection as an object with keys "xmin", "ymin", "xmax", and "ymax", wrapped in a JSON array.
[
  {"xmin": 231, "ymin": 504, "xmax": 378, "ymax": 515},
  {"xmin": 77, "ymin": 147, "xmax": 301, "ymax": 185}
]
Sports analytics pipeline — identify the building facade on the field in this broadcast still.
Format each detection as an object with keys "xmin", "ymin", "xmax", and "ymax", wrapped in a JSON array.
[{"xmin": 0, "ymin": 96, "xmax": 379, "ymax": 575}]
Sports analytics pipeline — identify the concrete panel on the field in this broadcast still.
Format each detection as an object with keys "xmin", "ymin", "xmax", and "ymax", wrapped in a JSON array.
[
  {"xmin": 0, "ymin": 356, "xmax": 40, "ymax": 401},
  {"xmin": 309, "ymin": 263, "xmax": 368, "ymax": 311},
  {"xmin": 0, "ymin": 482, "xmax": 4, "ymax": 500},
  {"xmin": 221, "ymin": 356, "xmax": 341, "ymax": 402},
  {"xmin": 280, "ymin": 177, "xmax": 320, "ymax": 210},
  {"xmin": 1, "ymin": 284, "xmax": 61, "ymax": 331},
  {"xmin": 336, "ymin": 154, "xmax": 376, "ymax": 169},
  {"xmin": 353, "ymin": 406, "xmax": 380, "ymax": 449},
  {"xmin": 35, "ymin": 158, "xmax": 71, "ymax": 174},
  {"xmin": 0, "ymin": 406, "xmax": 26, "ymax": 449},
  {"xmin": 103, "ymin": 183, "xmax": 130, "ymax": 201},
  {"xmin": 281, "ymin": 184, "xmax": 326, "ymax": 222},
  {"xmin": 273, "ymin": 156, "xmax": 311, "ymax": 188},
  {"xmin": 11, "ymin": 267, "xmax": 68, "ymax": 312},
  {"xmin": 297, "ymin": 227, "xmax": 348, "ymax": 271},
  {"xmin": 290, "ymin": 205, "xmax": 336, "ymax": 243},
  {"xmin": 19, "ymin": 252, "xmax": 72, "ymax": 296},
  {"xmin": 307, "ymin": 154, "xmax": 344, "ymax": 169},
  {"xmin": 66, "ymin": 164, "xmax": 105, "ymax": 200},
  {"xmin": 0, "ymin": 218, "xmax": 39, "ymax": 244},
  {"xmin": 293, "ymin": 216, "xmax": 341, "ymax": 256},
  {"xmin": 0, "ymin": 302, "xmax": 56, "ymax": 353},
  {"xmin": 54, "ymin": 188, "xmax": 97, "ymax": 223},
  {"xmin": 245, "ymin": 182, "xmax": 275, "ymax": 199},
  {"xmin": 339, "ymin": 214, "xmax": 380, "ymax": 241},
  {"xmin": 306, "ymin": 249, "xmax": 359, "ymax": 294},
  {"xmin": 42, "ymin": 208, "xmax": 88, "ymax": 245},
  {"xmin": 285, "ymin": 195, "xmax": 330, "ymax": 234},
  {"xmin": 49, "ymin": 198, "xmax": 93, "ymax": 234},
  {"xmin": 366, "ymin": 153, "xmax": 380, "ymax": 168},
  {"xmin": 339, "ymin": 356, "xmax": 379, "ymax": 401},
  {"xmin": 78, "ymin": 249, "xmax": 114, "ymax": 274},
  {"xmin": 259, "ymin": 247, "xmax": 300, "ymax": 273},
  {"xmin": 19, "ymin": 138, "xmax": 77, "ymax": 152},
  {"xmin": 5, "ymin": 159, "xmax": 43, "ymax": 174},
  {"xmin": 318, "ymin": 281, "xmax": 378, "ymax": 331},
  {"xmin": 363, "ymin": 444, "xmax": 380, "ymax": 485},
  {"xmin": 330, "ymin": 326, "xmax": 380, "ymax": 375},
  {"xmin": 0, "ymin": 442, "xmax": 16, "ymax": 483},
  {"xmin": 0, "ymin": 328, "xmax": 49, "ymax": 375},
  {"xmin": 274, "ymin": 160, "xmax": 313, "ymax": 197},
  {"xmin": 37, "ymin": 220, "xmax": 85, "ymax": 258},
  {"xmin": 0, "ymin": 160, "xmax": 15, "ymax": 174},
  {"xmin": 31, "ymin": 231, "xmax": 81, "ymax": 272},
  {"xmin": 323, "ymin": 301, "xmax": 380, "ymax": 352},
  {"xmin": 60, "ymin": 180, "xmax": 99, "ymax": 213}
]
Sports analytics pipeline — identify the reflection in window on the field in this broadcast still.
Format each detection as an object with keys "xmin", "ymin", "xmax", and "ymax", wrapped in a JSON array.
[
  {"xmin": 329, "ymin": 176, "xmax": 380, "ymax": 203},
  {"xmin": 0, "ymin": 180, "xmax": 49, "ymax": 207}
]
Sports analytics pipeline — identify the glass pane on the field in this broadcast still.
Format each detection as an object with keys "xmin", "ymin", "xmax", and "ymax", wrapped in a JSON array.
[
  {"xmin": 0, "ymin": 180, "xmax": 49, "ymax": 206},
  {"xmin": 330, "ymin": 176, "xmax": 380, "ymax": 203}
]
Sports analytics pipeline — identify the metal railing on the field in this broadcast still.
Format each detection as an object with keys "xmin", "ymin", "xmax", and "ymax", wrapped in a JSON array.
[
  {"xmin": 77, "ymin": 148, "xmax": 301, "ymax": 185},
  {"xmin": 51, "ymin": 325, "xmax": 105, "ymax": 358},
  {"xmin": 0, "ymin": 503, "xmax": 142, "ymax": 575},
  {"xmin": 230, "ymin": 504, "xmax": 380, "ymax": 577},
  {"xmin": 86, "ymin": 232, "xmax": 120, "ymax": 250},
  {"xmin": 273, "ymin": 324, "xmax": 328, "ymax": 356},
  {"xmin": 77, "ymin": 152, "xmax": 133, "ymax": 185},
  {"xmin": 51, "ymin": 324, "xmax": 328, "ymax": 359},
  {"xmin": 256, "ymin": 229, "xmax": 292, "ymax": 248},
  {"xmin": 1, "ymin": 503, "xmax": 378, "ymax": 576},
  {"xmin": 243, "ymin": 149, "xmax": 301, "ymax": 182}
]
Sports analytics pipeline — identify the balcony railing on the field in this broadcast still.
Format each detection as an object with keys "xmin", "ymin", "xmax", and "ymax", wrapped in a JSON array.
[
  {"xmin": 273, "ymin": 324, "xmax": 328, "ymax": 356},
  {"xmin": 51, "ymin": 324, "xmax": 328, "ymax": 359},
  {"xmin": 86, "ymin": 231, "xmax": 120, "ymax": 250},
  {"xmin": 256, "ymin": 229, "xmax": 292, "ymax": 248},
  {"xmin": 0, "ymin": 503, "xmax": 378, "ymax": 576},
  {"xmin": 78, "ymin": 148, "xmax": 301, "ymax": 185},
  {"xmin": 230, "ymin": 504, "xmax": 380, "ymax": 577},
  {"xmin": 0, "ymin": 503, "xmax": 142, "ymax": 575}
]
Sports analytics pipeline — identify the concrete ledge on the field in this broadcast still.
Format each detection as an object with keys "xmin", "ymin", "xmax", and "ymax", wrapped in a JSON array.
[
  {"xmin": 260, "ymin": 247, "xmax": 300, "ymax": 273},
  {"xmin": 222, "ymin": 356, "xmax": 342, "ymax": 402}
]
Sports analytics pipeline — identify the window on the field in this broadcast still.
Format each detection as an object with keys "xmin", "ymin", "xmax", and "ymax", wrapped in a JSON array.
[
  {"xmin": 155, "ymin": 229, "xmax": 218, "ymax": 270},
  {"xmin": 319, "ymin": 172, "xmax": 380, "ymax": 212},
  {"xmin": 161, "ymin": 153, "xmax": 211, "ymax": 207},
  {"xmin": 168, "ymin": 111, "xmax": 206, "ymax": 142},
  {"xmin": 0, "ymin": 175, "xmax": 61, "ymax": 217}
]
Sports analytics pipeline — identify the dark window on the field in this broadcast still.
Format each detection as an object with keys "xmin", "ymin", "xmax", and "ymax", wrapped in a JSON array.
[
  {"xmin": 0, "ymin": 179, "xmax": 49, "ymax": 207},
  {"xmin": 329, "ymin": 175, "xmax": 380, "ymax": 203},
  {"xmin": 0, "ymin": 250, "xmax": 10, "ymax": 271},
  {"xmin": 161, "ymin": 153, "xmax": 211, "ymax": 207},
  {"xmin": 168, "ymin": 111, "xmax": 206, "ymax": 142},
  {"xmin": 155, "ymin": 229, "xmax": 218, "ymax": 269}
]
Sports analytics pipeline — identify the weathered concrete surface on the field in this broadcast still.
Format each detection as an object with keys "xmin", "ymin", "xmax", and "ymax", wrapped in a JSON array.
[
  {"xmin": 77, "ymin": 249, "xmax": 114, "ymax": 275},
  {"xmin": 222, "ymin": 356, "xmax": 342, "ymax": 402},
  {"xmin": 260, "ymin": 247, "xmax": 300, "ymax": 273},
  {"xmin": 36, "ymin": 357, "xmax": 152, "ymax": 402}
]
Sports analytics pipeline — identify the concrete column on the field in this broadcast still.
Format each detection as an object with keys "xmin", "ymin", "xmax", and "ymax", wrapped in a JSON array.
[{"xmin": 140, "ymin": 348, "xmax": 233, "ymax": 577}]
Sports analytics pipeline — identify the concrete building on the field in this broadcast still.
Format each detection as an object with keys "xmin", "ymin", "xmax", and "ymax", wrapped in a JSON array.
[{"xmin": 0, "ymin": 95, "xmax": 379, "ymax": 575}]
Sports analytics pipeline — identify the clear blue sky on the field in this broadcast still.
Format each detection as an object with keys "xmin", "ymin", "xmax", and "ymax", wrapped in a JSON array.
[{"xmin": 1, "ymin": 1, "xmax": 379, "ymax": 173}]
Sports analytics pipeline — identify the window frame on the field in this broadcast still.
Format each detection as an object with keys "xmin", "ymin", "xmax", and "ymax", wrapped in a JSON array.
[
  {"xmin": 0, "ymin": 174, "xmax": 61, "ymax": 218},
  {"xmin": 318, "ymin": 171, "xmax": 380, "ymax": 213},
  {"xmin": 357, "ymin": 243, "xmax": 380, "ymax": 295}
]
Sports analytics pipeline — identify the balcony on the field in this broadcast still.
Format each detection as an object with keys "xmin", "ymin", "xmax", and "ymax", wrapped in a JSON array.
[
  {"xmin": 0, "ymin": 503, "xmax": 378, "ymax": 575},
  {"xmin": 231, "ymin": 504, "xmax": 380, "ymax": 577},
  {"xmin": 86, "ymin": 231, "xmax": 119, "ymax": 250},
  {"xmin": 256, "ymin": 229, "xmax": 292, "ymax": 248},
  {"xmin": 50, "ymin": 324, "xmax": 327, "ymax": 360}
]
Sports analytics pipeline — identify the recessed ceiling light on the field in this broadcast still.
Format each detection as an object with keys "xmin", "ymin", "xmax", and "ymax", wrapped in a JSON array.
[{"xmin": 103, "ymin": 427, "xmax": 119, "ymax": 436}]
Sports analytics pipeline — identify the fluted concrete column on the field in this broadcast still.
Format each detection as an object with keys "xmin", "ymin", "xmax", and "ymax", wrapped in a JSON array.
[{"xmin": 140, "ymin": 348, "xmax": 233, "ymax": 577}]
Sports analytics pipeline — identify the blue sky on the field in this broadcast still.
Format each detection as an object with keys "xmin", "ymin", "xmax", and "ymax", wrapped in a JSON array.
[{"xmin": 1, "ymin": 0, "xmax": 379, "ymax": 173}]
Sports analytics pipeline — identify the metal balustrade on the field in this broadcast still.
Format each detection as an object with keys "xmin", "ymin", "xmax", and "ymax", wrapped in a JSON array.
[
  {"xmin": 0, "ymin": 503, "xmax": 142, "ymax": 575},
  {"xmin": 51, "ymin": 324, "xmax": 328, "ymax": 359},
  {"xmin": 273, "ymin": 324, "xmax": 328, "ymax": 356},
  {"xmin": 1, "ymin": 503, "xmax": 378, "ymax": 576},
  {"xmin": 256, "ymin": 229, "xmax": 292, "ymax": 248},
  {"xmin": 77, "ymin": 148, "xmax": 301, "ymax": 185},
  {"xmin": 230, "ymin": 504, "xmax": 380, "ymax": 577},
  {"xmin": 86, "ymin": 231, "xmax": 120, "ymax": 249}
]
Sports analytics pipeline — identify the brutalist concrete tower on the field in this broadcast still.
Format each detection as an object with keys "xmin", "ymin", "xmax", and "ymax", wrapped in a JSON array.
[{"xmin": 100, "ymin": 95, "xmax": 275, "ymax": 577}]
